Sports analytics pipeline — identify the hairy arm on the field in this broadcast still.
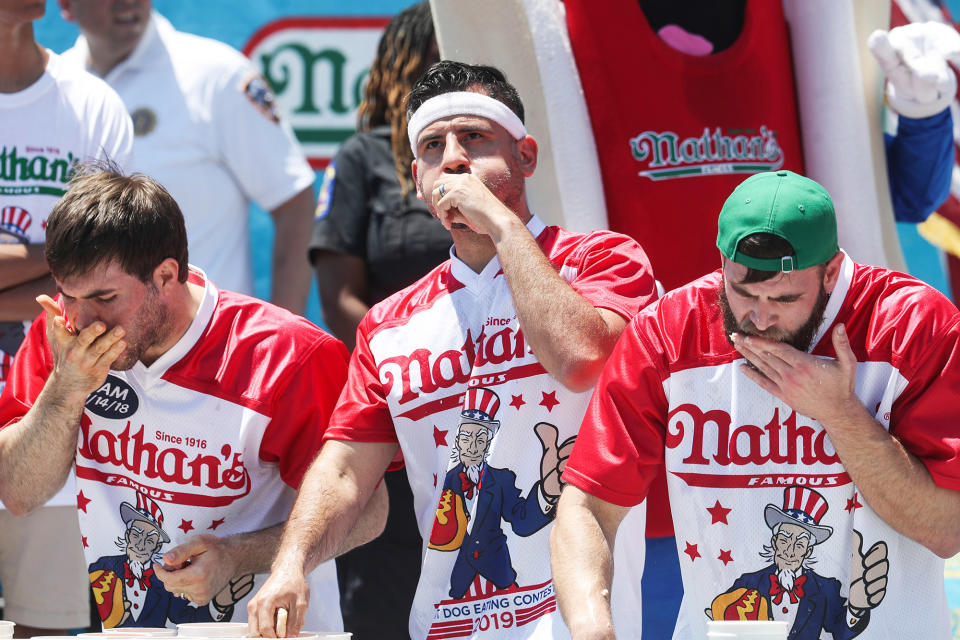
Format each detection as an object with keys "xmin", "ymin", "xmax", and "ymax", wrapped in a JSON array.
[
  {"xmin": 313, "ymin": 251, "xmax": 370, "ymax": 351},
  {"xmin": 551, "ymin": 485, "xmax": 629, "ymax": 640},
  {"xmin": 735, "ymin": 325, "xmax": 960, "ymax": 557},
  {"xmin": 269, "ymin": 187, "xmax": 315, "ymax": 314},
  {"xmin": 0, "ymin": 296, "xmax": 126, "ymax": 514},
  {"xmin": 247, "ymin": 439, "xmax": 398, "ymax": 637}
]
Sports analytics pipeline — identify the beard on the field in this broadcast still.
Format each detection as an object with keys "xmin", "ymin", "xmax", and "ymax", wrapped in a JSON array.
[
  {"xmin": 718, "ymin": 280, "xmax": 830, "ymax": 353},
  {"xmin": 776, "ymin": 565, "xmax": 799, "ymax": 591},
  {"xmin": 465, "ymin": 463, "xmax": 483, "ymax": 484},
  {"xmin": 128, "ymin": 558, "xmax": 149, "ymax": 577},
  {"xmin": 109, "ymin": 285, "xmax": 172, "ymax": 371}
]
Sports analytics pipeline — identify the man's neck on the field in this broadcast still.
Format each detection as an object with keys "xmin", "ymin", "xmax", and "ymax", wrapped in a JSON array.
[
  {"xmin": 85, "ymin": 34, "xmax": 141, "ymax": 78},
  {"xmin": 140, "ymin": 280, "xmax": 205, "ymax": 367},
  {"xmin": 452, "ymin": 207, "xmax": 534, "ymax": 274},
  {"xmin": 0, "ymin": 22, "xmax": 48, "ymax": 93}
]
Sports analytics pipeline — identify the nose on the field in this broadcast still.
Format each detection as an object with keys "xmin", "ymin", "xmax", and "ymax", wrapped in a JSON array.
[
  {"xmin": 69, "ymin": 302, "xmax": 101, "ymax": 332},
  {"xmin": 748, "ymin": 304, "xmax": 777, "ymax": 331},
  {"xmin": 441, "ymin": 133, "xmax": 469, "ymax": 174}
]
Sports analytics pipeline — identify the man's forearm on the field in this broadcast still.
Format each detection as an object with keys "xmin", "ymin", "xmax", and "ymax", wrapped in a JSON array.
[
  {"xmin": 0, "ymin": 275, "xmax": 55, "ymax": 321},
  {"xmin": 492, "ymin": 219, "xmax": 624, "ymax": 392},
  {"xmin": 270, "ymin": 188, "xmax": 315, "ymax": 314},
  {"xmin": 0, "ymin": 379, "xmax": 87, "ymax": 514},
  {"xmin": 552, "ymin": 486, "xmax": 624, "ymax": 640},
  {"xmin": 0, "ymin": 244, "xmax": 48, "ymax": 291},
  {"xmin": 823, "ymin": 401, "xmax": 960, "ymax": 557}
]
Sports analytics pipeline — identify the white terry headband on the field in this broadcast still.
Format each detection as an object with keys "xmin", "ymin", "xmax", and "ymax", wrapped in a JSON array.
[{"xmin": 407, "ymin": 91, "xmax": 527, "ymax": 156}]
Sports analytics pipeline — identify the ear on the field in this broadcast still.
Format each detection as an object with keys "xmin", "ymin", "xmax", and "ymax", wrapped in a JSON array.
[
  {"xmin": 412, "ymin": 159, "xmax": 425, "ymax": 201},
  {"xmin": 151, "ymin": 258, "xmax": 181, "ymax": 293},
  {"xmin": 515, "ymin": 135, "xmax": 538, "ymax": 178},
  {"xmin": 822, "ymin": 251, "xmax": 844, "ymax": 293}
]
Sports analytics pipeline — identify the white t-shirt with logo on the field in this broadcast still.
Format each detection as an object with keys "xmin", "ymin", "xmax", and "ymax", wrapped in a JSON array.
[
  {"xmin": 566, "ymin": 255, "xmax": 960, "ymax": 639},
  {"xmin": 0, "ymin": 270, "xmax": 349, "ymax": 631},
  {"xmin": 0, "ymin": 50, "xmax": 133, "ymax": 505},
  {"xmin": 62, "ymin": 13, "xmax": 315, "ymax": 296},
  {"xmin": 326, "ymin": 216, "xmax": 657, "ymax": 639}
]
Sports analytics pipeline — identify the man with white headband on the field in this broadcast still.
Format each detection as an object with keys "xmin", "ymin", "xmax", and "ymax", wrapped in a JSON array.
[{"xmin": 248, "ymin": 60, "xmax": 657, "ymax": 639}]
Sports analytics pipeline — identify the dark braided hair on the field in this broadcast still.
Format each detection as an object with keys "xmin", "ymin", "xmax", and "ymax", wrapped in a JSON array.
[{"xmin": 357, "ymin": 2, "xmax": 436, "ymax": 195}]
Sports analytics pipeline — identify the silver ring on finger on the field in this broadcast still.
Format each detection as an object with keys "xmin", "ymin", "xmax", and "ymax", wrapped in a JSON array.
[{"xmin": 439, "ymin": 183, "xmax": 446, "ymax": 197}]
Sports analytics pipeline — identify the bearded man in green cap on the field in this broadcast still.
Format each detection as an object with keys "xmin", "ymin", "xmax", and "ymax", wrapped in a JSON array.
[{"xmin": 550, "ymin": 170, "xmax": 960, "ymax": 640}]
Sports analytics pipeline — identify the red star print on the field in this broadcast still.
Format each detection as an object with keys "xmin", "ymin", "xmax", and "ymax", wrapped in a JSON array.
[
  {"xmin": 82, "ymin": 536, "xmax": 89, "ymax": 548},
  {"xmin": 718, "ymin": 549, "xmax": 733, "ymax": 565},
  {"xmin": 684, "ymin": 542, "xmax": 701, "ymax": 562},
  {"xmin": 208, "ymin": 518, "xmax": 225, "ymax": 530},
  {"xmin": 433, "ymin": 474, "xmax": 438, "ymax": 488},
  {"xmin": 433, "ymin": 425, "xmax": 448, "ymax": 448},
  {"xmin": 41, "ymin": 220, "xmax": 47, "ymax": 230},
  {"xmin": 178, "ymin": 519, "xmax": 194, "ymax": 534},
  {"xmin": 707, "ymin": 500, "xmax": 731, "ymax": 525},
  {"xmin": 845, "ymin": 493, "xmax": 863, "ymax": 512},
  {"xmin": 77, "ymin": 490, "xmax": 91, "ymax": 513},
  {"xmin": 539, "ymin": 391, "xmax": 559, "ymax": 412},
  {"xmin": 509, "ymin": 394, "xmax": 525, "ymax": 410}
]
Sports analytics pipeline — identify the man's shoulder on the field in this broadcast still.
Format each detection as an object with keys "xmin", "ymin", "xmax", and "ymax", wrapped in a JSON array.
[
  {"xmin": 157, "ymin": 20, "xmax": 253, "ymax": 79},
  {"xmin": 44, "ymin": 52, "xmax": 128, "ymax": 119},
  {"xmin": 361, "ymin": 261, "xmax": 454, "ymax": 340},
  {"xmin": 538, "ymin": 225, "xmax": 645, "ymax": 261},
  {"xmin": 165, "ymin": 289, "xmax": 346, "ymax": 405}
]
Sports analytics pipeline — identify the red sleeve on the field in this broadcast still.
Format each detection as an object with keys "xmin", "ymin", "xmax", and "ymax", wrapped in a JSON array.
[
  {"xmin": 0, "ymin": 311, "xmax": 52, "ymax": 430},
  {"xmin": 890, "ymin": 316, "xmax": 960, "ymax": 491},
  {"xmin": 562, "ymin": 310, "xmax": 669, "ymax": 507},
  {"xmin": 569, "ymin": 231, "xmax": 658, "ymax": 321},
  {"xmin": 258, "ymin": 333, "xmax": 350, "ymax": 489},
  {"xmin": 323, "ymin": 323, "xmax": 400, "ymax": 449}
]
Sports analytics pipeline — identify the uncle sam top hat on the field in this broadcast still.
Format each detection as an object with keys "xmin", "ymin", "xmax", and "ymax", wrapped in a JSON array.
[
  {"xmin": 460, "ymin": 387, "xmax": 502, "ymax": 434},
  {"xmin": 119, "ymin": 491, "xmax": 171, "ymax": 543},
  {"xmin": 764, "ymin": 485, "xmax": 833, "ymax": 544}
]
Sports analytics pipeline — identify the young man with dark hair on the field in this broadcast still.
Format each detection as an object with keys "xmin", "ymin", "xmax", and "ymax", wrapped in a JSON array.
[
  {"xmin": 0, "ymin": 166, "xmax": 386, "ymax": 632},
  {"xmin": 247, "ymin": 60, "xmax": 657, "ymax": 639},
  {"xmin": 552, "ymin": 170, "xmax": 960, "ymax": 640}
]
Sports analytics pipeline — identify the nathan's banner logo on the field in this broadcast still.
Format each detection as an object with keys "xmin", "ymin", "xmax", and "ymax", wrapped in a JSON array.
[
  {"xmin": 243, "ymin": 17, "xmax": 389, "ymax": 169},
  {"xmin": 629, "ymin": 125, "xmax": 784, "ymax": 181}
]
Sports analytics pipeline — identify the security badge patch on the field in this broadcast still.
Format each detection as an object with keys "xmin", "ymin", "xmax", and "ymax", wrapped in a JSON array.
[{"xmin": 241, "ymin": 73, "xmax": 280, "ymax": 123}]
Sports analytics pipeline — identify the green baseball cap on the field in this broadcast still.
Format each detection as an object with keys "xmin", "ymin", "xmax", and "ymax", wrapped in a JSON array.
[{"xmin": 716, "ymin": 170, "xmax": 838, "ymax": 272}]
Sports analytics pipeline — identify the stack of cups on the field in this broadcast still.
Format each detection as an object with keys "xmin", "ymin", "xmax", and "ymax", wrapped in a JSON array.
[
  {"xmin": 0, "ymin": 621, "xmax": 14, "ymax": 639},
  {"xmin": 706, "ymin": 620, "xmax": 789, "ymax": 639},
  {"xmin": 178, "ymin": 623, "xmax": 249, "ymax": 638}
]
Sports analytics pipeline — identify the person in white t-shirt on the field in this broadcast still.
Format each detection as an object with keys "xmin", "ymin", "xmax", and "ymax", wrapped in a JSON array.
[
  {"xmin": 553, "ymin": 171, "xmax": 960, "ymax": 640},
  {"xmin": 246, "ymin": 61, "xmax": 658, "ymax": 640},
  {"xmin": 0, "ymin": 166, "xmax": 387, "ymax": 632},
  {"xmin": 0, "ymin": 2, "xmax": 133, "ymax": 636},
  {"xmin": 57, "ymin": 0, "xmax": 314, "ymax": 312}
]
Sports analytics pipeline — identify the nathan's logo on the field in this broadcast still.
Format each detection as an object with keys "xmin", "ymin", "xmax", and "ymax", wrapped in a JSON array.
[
  {"xmin": 629, "ymin": 126, "xmax": 783, "ymax": 181},
  {"xmin": 666, "ymin": 404, "xmax": 840, "ymax": 466},
  {"xmin": 77, "ymin": 416, "xmax": 251, "ymax": 507},
  {"xmin": 0, "ymin": 146, "xmax": 77, "ymax": 196},
  {"xmin": 380, "ymin": 327, "xmax": 528, "ymax": 404},
  {"xmin": 85, "ymin": 375, "xmax": 139, "ymax": 419},
  {"xmin": 243, "ymin": 17, "xmax": 389, "ymax": 169},
  {"xmin": 0, "ymin": 205, "xmax": 32, "ymax": 244}
]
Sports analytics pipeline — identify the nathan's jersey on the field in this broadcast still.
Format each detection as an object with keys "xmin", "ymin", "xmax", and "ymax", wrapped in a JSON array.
[
  {"xmin": 565, "ymin": 0, "xmax": 804, "ymax": 292},
  {"xmin": 326, "ymin": 216, "xmax": 657, "ymax": 639},
  {"xmin": 565, "ymin": 256, "xmax": 960, "ymax": 639},
  {"xmin": 63, "ymin": 13, "xmax": 314, "ymax": 296},
  {"xmin": 0, "ymin": 271, "xmax": 349, "ymax": 632}
]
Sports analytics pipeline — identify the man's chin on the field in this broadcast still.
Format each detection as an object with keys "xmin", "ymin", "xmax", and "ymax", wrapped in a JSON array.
[{"xmin": 109, "ymin": 353, "xmax": 139, "ymax": 372}]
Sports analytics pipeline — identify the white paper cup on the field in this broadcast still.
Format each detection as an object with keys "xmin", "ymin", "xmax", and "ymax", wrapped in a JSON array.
[
  {"xmin": 80, "ymin": 634, "xmax": 157, "ymax": 639},
  {"xmin": 707, "ymin": 620, "xmax": 789, "ymax": 639},
  {"xmin": 0, "ymin": 622, "xmax": 14, "ymax": 639},
  {"xmin": 307, "ymin": 634, "xmax": 351, "ymax": 640},
  {"xmin": 177, "ymin": 623, "xmax": 249, "ymax": 638},
  {"xmin": 102, "ymin": 629, "xmax": 177, "ymax": 637}
]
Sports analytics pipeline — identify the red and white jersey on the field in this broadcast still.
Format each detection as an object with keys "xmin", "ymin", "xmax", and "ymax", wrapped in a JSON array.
[
  {"xmin": 0, "ymin": 271, "xmax": 349, "ymax": 632},
  {"xmin": 326, "ymin": 216, "xmax": 657, "ymax": 639},
  {"xmin": 565, "ymin": 255, "xmax": 960, "ymax": 639}
]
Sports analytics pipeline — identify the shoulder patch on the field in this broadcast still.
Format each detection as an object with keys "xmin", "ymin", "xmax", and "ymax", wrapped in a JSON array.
[
  {"xmin": 315, "ymin": 160, "xmax": 337, "ymax": 220},
  {"xmin": 240, "ymin": 72, "xmax": 280, "ymax": 124}
]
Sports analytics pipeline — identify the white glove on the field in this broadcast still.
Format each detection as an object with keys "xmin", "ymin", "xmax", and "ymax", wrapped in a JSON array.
[{"xmin": 868, "ymin": 22, "xmax": 960, "ymax": 118}]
